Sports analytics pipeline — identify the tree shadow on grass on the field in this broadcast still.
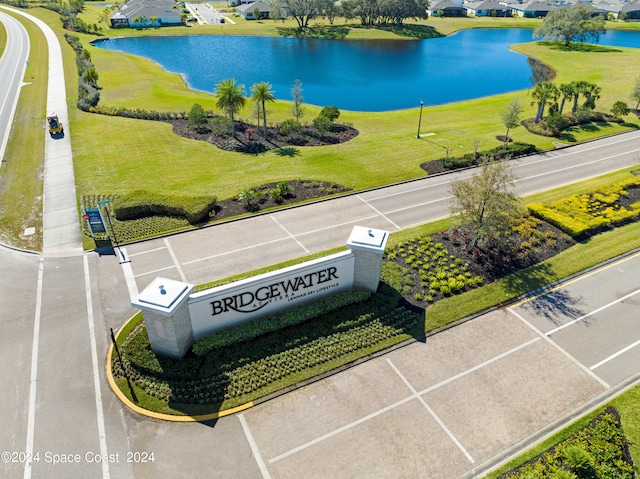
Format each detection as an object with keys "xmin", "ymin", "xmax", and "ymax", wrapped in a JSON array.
[
  {"xmin": 540, "ymin": 41, "xmax": 622, "ymax": 53},
  {"xmin": 274, "ymin": 146, "xmax": 301, "ymax": 157}
]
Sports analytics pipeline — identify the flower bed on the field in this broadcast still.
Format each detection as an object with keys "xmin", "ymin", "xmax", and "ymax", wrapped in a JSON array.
[{"xmin": 528, "ymin": 178, "xmax": 640, "ymax": 238}]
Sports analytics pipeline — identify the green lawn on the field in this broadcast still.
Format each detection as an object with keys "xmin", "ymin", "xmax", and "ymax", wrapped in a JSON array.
[
  {"xmin": 60, "ymin": 15, "xmax": 640, "ymax": 202},
  {"xmin": 0, "ymin": 21, "xmax": 6, "ymax": 56},
  {"xmin": 3, "ymin": 8, "xmax": 640, "ymax": 249},
  {"xmin": 0, "ymin": 10, "xmax": 48, "ymax": 250}
]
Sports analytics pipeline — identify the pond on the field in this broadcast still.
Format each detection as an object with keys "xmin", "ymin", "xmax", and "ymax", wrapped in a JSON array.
[{"xmin": 94, "ymin": 29, "xmax": 640, "ymax": 112}]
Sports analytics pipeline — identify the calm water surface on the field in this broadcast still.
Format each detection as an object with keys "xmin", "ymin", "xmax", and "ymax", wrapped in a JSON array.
[{"xmin": 95, "ymin": 29, "xmax": 640, "ymax": 111}]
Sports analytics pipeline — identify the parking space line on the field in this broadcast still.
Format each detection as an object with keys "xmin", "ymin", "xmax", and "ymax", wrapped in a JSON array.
[
  {"xmin": 508, "ymin": 308, "xmax": 610, "ymax": 389},
  {"xmin": 268, "ymin": 337, "xmax": 543, "ymax": 466},
  {"xmin": 294, "ymin": 213, "xmax": 379, "ymax": 237},
  {"xmin": 590, "ymin": 338, "xmax": 640, "ymax": 371},
  {"xmin": 133, "ymin": 265, "xmax": 175, "ymax": 279},
  {"xmin": 127, "ymin": 246, "xmax": 166, "ymax": 257},
  {"xmin": 511, "ymin": 251, "xmax": 640, "ymax": 309},
  {"xmin": 268, "ymin": 395, "xmax": 416, "ymax": 464},
  {"xmin": 390, "ymin": 195, "xmax": 453, "ymax": 215},
  {"xmin": 387, "ymin": 358, "xmax": 474, "ymax": 463},
  {"xmin": 357, "ymin": 195, "xmax": 402, "ymax": 231},
  {"xmin": 418, "ymin": 337, "xmax": 540, "ymax": 395},
  {"xmin": 271, "ymin": 216, "xmax": 310, "ymax": 253},
  {"xmin": 545, "ymin": 289, "xmax": 640, "ymax": 336},
  {"xmin": 239, "ymin": 414, "xmax": 272, "ymax": 479},
  {"xmin": 182, "ymin": 237, "xmax": 289, "ymax": 265},
  {"xmin": 164, "ymin": 238, "xmax": 187, "ymax": 282}
]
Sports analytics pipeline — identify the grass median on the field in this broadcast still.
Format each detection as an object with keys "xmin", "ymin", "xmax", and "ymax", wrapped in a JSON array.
[{"xmin": 0, "ymin": 9, "xmax": 48, "ymax": 250}]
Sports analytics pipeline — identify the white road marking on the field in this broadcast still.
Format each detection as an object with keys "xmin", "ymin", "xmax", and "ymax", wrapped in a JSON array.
[
  {"xmin": 269, "ymin": 395, "xmax": 416, "ymax": 464},
  {"xmin": 239, "ymin": 414, "xmax": 272, "ymax": 479},
  {"xmin": 164, "ymin": 238, "xmax": 187, "ymax": 282},
  {"xmin": 357, "ymin": 195, "xmax": 402, "ymax": 230},
  {"xmin": 509, "ymin": 308, "xmax": 610, "ymax": 389},
  {"xmin": 271, "ymin": 215, "xmax": 309, "ymax": 253},
  {"xmin": 590, "ymin": 338, "xmax": 640, "ymax": 371},
  {"xmin": 268, "ymin": 336, "xmax": 541, "ymax": 465},
  {"xmin": 545, "ymin": 289, "xmax": 640, "ymax": 336},
  {"xmin": 418, "ymin": 337, "xmax": 541, "ymax": 395},
  {"xmin": 84, "ymin": 255, "xmax": 110, "ymax": 479},
  {"xmin": 133, "ymin": 265, "xmax": 175, "ymax": 279},
  {"xmin": 127, "ymin": 246, "xmax": 167, "ymax": 257},
  {"xmin": 24, "ymin": 259, "xmax": 43, "ymax": 479},
  {"xmin": 120, "ymin": 247, "xmax": 139, "ymax": 301},
  {"xmin": 387, "ymin": 358, "xmax": 474, "ymax": 463},
  {"xmin": 181, "ymin": 213, "xmax": 380, "ymax": 266}
]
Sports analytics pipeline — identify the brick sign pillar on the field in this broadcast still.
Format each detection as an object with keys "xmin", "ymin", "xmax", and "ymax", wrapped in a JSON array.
[
  {"xmin": 346, "ymin": 226, "xmax": 389, "ymax": 292},
  {"xmin": 131, "ymin": 278, "xmax": 195, "ymax": 358}
]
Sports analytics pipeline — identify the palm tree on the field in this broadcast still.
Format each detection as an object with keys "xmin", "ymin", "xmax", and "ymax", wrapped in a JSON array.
[
  {"xmin": 583, "ymin": 83, "xmax": 601, "ymax": 110},
  {"xmin": 250, "ymin": 82, "xmax": 276, "ymax": 139},
  {"xmin": 214, "ymin": 78, "xmax": 246, "ymax": 139},
  {"xmin": 558, "ymin": 83, "xmax": 575, "ymax": 114},
  {"xmin": 571, "ymin": 80, "xmax": 589, "ymax": 114},
  {"xmin": 531, "ymin": 82, "xmax": 559, "ymax": 122}
]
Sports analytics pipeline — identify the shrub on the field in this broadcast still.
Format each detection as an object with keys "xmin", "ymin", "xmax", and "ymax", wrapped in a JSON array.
[
  {"xmin": 279, "ymin": 119, "xmax": 302, "ymax": 136},
  {"xmin": 313, "ymin": 114, "xmax": 333, "ymax": 135},
  {"xmin": 192, "ymin": 289, "xmax": 372, "ymax": 356},
  {"xmin": 113, "ymin": 190, "xmax": 217, "ymax": 224},
  {"xmin": 319, "ymin": 106, "xmax": 340, "ymax": 122}
]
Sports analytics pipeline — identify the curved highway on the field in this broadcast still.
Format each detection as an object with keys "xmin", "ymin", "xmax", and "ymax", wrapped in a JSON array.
[
  {"xmin": 1, "ymin": 7, "xmax": 640, "ymax": 479},
  {"xmin": 0, "ymin": 10, "xmax": 29, "ymax": 165}
]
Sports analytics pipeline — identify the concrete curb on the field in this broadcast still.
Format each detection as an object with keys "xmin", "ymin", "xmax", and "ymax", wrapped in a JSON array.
[
  {"xmin": 105, "ymin": 318, "xmax": 254, "ymax": 422},
  {"xmin": 106, "ymin": 246, "xmax": 640, "ymax": 425},
  {"xmin": 458, "ymin": 372, "xmax": 640, "ymax": 479}
]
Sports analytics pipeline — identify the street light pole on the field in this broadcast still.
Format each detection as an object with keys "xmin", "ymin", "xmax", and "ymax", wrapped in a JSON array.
[{"xmin": 417, "ymin": 99, "xmax": 424, "ymax": 139}]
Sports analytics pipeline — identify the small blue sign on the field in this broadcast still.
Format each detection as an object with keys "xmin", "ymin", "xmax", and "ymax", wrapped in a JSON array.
[{"xmin": 85, "ymin": 207, "xmax": 107, "ymax": 234}]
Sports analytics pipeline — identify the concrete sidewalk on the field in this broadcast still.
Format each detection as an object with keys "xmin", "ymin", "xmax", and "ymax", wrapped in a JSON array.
[{"xmin": 5, "ymin": 7, "xmax": 82, "ymax": 253}]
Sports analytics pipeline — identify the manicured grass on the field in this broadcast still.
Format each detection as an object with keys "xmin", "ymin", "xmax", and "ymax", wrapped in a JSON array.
[
  {"xmin": 483, "ymin": 385, "xmax": 640, "ymax": 478},
  {"xmin": 63, "ymin": 29, "xmax": 640, "ymax": 203},
  {"xmin": 0, "ymin": 21, "xmax": 6, "ymax": 56},
  {"xmin": 0, "ymin": 10, "xmax": 48, "ymax": 250}
]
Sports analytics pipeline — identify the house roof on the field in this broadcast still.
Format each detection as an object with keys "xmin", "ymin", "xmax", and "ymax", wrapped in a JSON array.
[
  {"xmin": 464, "ymin": 1, "xmax": 512, "ymax": 10},
  {"xmin": 116, "ymin": 0, "xmax": 181, "ymax": 19},
  {"xmin": 430, "ymin": 0, "xmax": 466, "ymax": 10},
  {"xmin": 236, "ymin": 1, "xmax": 275, "ymax": 12},
  {"xmin": 512, "ymin": 1, "xmax": 555, "ymax": 12}
]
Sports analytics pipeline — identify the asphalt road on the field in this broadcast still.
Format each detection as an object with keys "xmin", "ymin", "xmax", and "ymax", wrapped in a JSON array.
[{"xmin": 0, "ymin": 10, "xmax": 29, "ymax": 164}]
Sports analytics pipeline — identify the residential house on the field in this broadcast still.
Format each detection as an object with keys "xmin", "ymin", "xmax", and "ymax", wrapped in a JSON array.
[
  {"xmin": 428, "ymin": 0, "xmax": 467, "ymax": 17},
  {"xmin": 236, "ymin": 1, "xmax": 275, "ymax": 19},
  {"xmin": 594, "ymin": 0, "xmax": 640, "ymax": 19},
  {"xmin": 110, "ymin": 0, "xmax": 183, "ymax": 28},
  {"xmin": 511, "ymin": 1, "xmax": 555, "ymax": 17},
  {"xmin": 464, "ymin": 0, "xmax": 513, "ymax": 16}
]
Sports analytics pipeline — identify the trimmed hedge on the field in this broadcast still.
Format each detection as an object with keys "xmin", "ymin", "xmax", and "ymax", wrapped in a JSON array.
[
  {"xmin": 424, "ymin": 142, "xmax": 537, "ymax": 171},
  {"xmin": 113, "ymin": 190, "xmax": 217, "ymax": 224},
  {"xmin": 528, "ymin": 177, "xmax": 640, "ymax": 238},
  {"xmin": 192, "ymin": 289, "xmax": 372, "ymax": 356}
]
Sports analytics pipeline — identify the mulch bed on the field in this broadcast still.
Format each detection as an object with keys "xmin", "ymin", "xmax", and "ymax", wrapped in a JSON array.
[
  {"xmin": 166, "ymin": 118, "xmax": 359, "ymax": 153},
  {"xmin": 211, "ymin": 180, "xmax": 351, "ymax": 221}
]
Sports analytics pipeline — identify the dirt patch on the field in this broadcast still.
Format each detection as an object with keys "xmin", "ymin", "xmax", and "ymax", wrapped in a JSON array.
[{"xmin": 166, "ymin": 118, "xmax": 359, "ymax": 152}]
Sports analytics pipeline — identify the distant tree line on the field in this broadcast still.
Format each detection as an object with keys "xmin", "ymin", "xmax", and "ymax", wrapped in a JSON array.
[{"xmin": 271, "ymin": 0, "xmax": 428, "ymax": 28}]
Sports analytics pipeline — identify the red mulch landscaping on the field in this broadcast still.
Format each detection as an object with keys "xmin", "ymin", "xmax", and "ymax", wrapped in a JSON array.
[{"xmin": 166, "ymin": 118, "xmax": 359, "ymax": 153}]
